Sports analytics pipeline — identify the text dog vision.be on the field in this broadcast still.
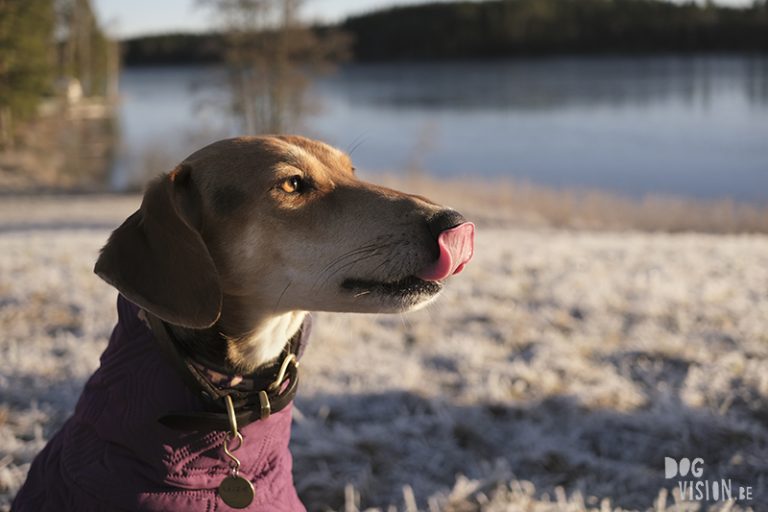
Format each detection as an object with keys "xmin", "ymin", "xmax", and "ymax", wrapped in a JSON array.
[{"xmin": 665, "ymin": 458, "xmax": 753, "ymax": 502}]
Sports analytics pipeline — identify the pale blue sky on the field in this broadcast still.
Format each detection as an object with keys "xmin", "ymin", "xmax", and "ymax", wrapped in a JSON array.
[{"xmin": 93, "ymin": 0, "xmax": 755, "ymax": 38}]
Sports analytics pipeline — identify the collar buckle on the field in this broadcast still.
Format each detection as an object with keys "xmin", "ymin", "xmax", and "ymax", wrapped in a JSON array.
[{"xmin": 258, "ymin": 390, "xmax": 271, "ymax": 420}]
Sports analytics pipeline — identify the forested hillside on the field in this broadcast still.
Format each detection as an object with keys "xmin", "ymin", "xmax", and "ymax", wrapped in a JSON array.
[{"xmin": 122, "ymin": 0, "xmax": 768, "ymax": 66}]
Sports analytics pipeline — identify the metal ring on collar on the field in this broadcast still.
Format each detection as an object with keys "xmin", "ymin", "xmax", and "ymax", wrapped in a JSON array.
[{"xmin": 269, "ymin": 353, "xmax": 297, "ymax": 392}]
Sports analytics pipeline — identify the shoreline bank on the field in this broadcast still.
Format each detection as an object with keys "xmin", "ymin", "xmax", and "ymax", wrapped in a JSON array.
[{"xmin": 4, "ymin": 173, "xmax": 767, "ymax": 235}]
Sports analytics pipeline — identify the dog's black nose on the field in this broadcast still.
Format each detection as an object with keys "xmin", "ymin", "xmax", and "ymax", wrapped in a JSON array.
[{"xmin": 426, "ymin": 209, "xmax": 468, "ymax": 238}]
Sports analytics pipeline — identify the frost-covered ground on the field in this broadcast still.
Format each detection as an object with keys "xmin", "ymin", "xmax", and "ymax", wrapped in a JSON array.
[{"xmin": 1, "ymin": 195, "xmax": 766, "ymax": 511}]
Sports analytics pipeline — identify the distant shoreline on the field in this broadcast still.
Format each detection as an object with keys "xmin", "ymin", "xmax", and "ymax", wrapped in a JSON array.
[
  {"xmin": 3, "ymin": 174, "xmax": 767, "ymax": 235},
  {"xmin": 120, "ymin": 0, "xmax": 768, "ymax": 66},
  {"xmin": 119, "ymin": 49, "xmax": 768, "ymax": 68}
]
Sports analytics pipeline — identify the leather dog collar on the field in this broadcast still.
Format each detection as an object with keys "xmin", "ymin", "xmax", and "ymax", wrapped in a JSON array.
[{"xmin": 145, "ymin": 312, "xmax": 305, "ymax": 432}]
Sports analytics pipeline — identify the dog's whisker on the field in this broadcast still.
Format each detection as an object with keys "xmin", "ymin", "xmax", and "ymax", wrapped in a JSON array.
[
  {"xmin": 315, "ymin": 238, "xmax": 414, "ymax": 290},
  {"xmin": 347, "ymin": 133, "xmax": 368, "ymax": 156},
  {"xmin": 316, "ymin": 238, "xmax": 387, "ymax": 275},
  {"xmin": 368, "ymin": 258, "xmax": 391, "ymax": 278},
  {"xmin": 318, "ymin": 244, "xmax": 380, "ymax": 274},
  {"xmin": 423, "ymin": 300, "xmax": 439, "ymax": 318},
  {"xmin": 273, "ymin": 280, "xmax": 292, "ymax": 314},
  {"xmin": 311, "ymin": 248, "xmax": 380, "ymax": 290},
  {"xmin": 319, "ymin": 252, "xmax": 384, "ymax": 287},
  {"xmin": 313, "ymin": 240, "xmax": 402, "ymax": 289}
]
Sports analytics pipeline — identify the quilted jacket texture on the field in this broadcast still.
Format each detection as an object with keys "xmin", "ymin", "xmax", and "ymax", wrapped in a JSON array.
[{"xmin": 13, "ymin": 295, "xmax": 308, "ymax": 511}]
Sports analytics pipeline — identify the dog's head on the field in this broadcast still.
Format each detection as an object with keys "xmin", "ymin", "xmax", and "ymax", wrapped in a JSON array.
[{"xmin": 95, "ymin": 135, "xmax": 474, "ymax": 334}]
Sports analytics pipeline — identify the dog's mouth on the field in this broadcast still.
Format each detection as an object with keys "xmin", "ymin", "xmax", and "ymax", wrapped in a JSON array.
[
  {"xmin": 338, "ymin": 222, "xmax": 474, "ymax": 310},
  {"xmin": 341, "ymin": 275, "xmax": 442, "ymax": 301}
]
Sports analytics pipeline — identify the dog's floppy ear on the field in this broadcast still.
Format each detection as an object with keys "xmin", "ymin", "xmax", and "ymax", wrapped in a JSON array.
[{"xmin": 94, "ymin": 164, "xmax": 222, "ymax": 329}]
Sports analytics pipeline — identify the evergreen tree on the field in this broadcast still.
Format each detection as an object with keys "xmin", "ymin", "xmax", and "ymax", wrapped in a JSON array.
[
  {"xmin": 0, "ymin": 0, "xmax": 55, "ymax": 145},
  {"xmin": 57, "ymin": 0, "xmax": 112, "ymax": 97}
]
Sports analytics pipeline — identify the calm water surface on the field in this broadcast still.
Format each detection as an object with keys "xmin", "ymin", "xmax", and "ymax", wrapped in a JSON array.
[{"xmin": 114, "ymin": 56, "xmax": 768, "ymax": 202}]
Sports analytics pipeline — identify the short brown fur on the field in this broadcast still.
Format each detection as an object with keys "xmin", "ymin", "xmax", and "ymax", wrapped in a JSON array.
[{"xmin": 95, "ymin": 135, "xmax": 457, "ymax": 372}]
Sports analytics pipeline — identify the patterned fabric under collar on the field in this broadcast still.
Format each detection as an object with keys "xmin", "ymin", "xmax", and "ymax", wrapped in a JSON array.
[{"xmin": 12, "ymin": 295, "xmax": 310, "ymax": 511}]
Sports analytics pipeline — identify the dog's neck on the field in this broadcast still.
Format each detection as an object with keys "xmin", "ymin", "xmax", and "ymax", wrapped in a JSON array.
[
  {"xmin": 225, "ymin": 310, "xmax": 306, "ymax": 372},
  {"xmin": 168, "ymin": 302, "xmax": 307, "ymax": 374}
]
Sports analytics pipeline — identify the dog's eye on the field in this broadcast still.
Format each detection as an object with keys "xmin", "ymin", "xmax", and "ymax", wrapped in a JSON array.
[{"xmin": 280, "ymin": 176, "xmax": 303, "ymax": 194}]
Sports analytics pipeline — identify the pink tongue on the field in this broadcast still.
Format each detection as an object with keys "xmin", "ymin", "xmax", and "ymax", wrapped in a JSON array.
[{"xmin": 416, "ymin": 222, "xmax": 475, "ymax": 282}]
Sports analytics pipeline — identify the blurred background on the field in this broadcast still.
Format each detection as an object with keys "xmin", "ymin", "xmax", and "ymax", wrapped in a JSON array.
[
  {"xmin": 2, "ymin": 1, "xmax": 768, "ymax": 511},
  {"xmin": 1, "ymin": 0, "xmax": 767, "ymax": 227}
]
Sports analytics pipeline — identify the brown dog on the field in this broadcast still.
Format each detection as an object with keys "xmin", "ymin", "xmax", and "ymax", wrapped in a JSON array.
[
  {"xmin": 98, "ymin": 135, "xmax": 474, "ymax": 372},
  {"xmin": 13, "ymin": 135, "xmax": 474, "ymax": 511}
]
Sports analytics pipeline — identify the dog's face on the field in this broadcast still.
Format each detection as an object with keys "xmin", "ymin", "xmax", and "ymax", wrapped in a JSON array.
[
  {"xmin": 194, "ymin": 136, "xmax": 457, "ymax": 316},
  {"xmin": 95, "ymin": 135, "xmax": 473, "ymax": 338}
]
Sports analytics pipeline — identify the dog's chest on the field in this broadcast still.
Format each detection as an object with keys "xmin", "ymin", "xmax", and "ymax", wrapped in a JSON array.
[{"xmin": 14, "ymin": 295, "xmax": 306, "ymax": 511}]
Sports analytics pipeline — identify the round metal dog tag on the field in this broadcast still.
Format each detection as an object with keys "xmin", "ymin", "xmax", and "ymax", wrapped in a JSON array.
[{"xmin": 219, "ymin": 475, "xmax": 255, "ymax": 509}]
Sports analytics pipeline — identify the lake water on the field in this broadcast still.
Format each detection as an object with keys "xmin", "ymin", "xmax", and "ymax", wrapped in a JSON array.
[{"xmin": 114, "ymin": 56, "xmax": 768, "ymax": 202}]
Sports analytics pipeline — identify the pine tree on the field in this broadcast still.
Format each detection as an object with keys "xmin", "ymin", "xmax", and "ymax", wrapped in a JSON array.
[
  {"xmin": 0, "ymin": 0, "xmax": 56, "ymax": 146},
  {"xmin": 57, "ymin": 0, "xmax": 112, "ymax": 97}
]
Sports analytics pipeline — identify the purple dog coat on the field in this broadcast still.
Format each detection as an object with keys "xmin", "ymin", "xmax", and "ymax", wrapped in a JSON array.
[{"xmin": 13, "ymin": 295, "xmax": 309, "ymax": 511}]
